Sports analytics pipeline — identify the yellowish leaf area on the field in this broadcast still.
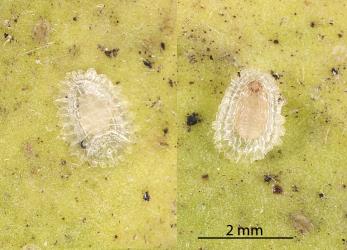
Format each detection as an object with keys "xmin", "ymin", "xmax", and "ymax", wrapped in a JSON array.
[
  {"xmin": 0, "ymin": 0, "xmax": 176, "ymax": 249},
  {"xmin": 178, "ymin": 0, "xmax": 347, "ymax": 250}
]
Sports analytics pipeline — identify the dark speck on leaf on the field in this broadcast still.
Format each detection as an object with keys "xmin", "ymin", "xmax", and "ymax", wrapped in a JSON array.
[
  {"xmin": 104, "ymin": 48, "xmax": 119, "ymax": 58},
  {"xmin": 186, "ymin": 112, "xmax": 201, "ymax": 126},
  {"xmin": 143, "ymin": 59, "xmax": 153, "ymax": 69},
  {"xmin": 143, "ymin": 191, "xmax": 150, "ymax": 201},
  {"xmin": 163, "ymin": 127, "xmax": 169, "ymax": 135},
  {"xmin": 331, "ymin": 67, "xmax": 338, "ymax": 76},
  {"xmin": 98, "ymin": 45, "xmax": 119, "ymax": 58},
  {"xmin": 160, "ymin": 42, "xmax": 165, "ymax": 50},
  {"xmin": 318, "ymin": 192, "xmax": 324, "ymax": 198},
  {"xmin": 263, "ymin": 174, "xmax": 278, "ymax": 183},
  {"xmin": 264, "ymin": 175, "xmax": 272, "ymax": 183},
  {"xmin": 73, "ymin": 16, "xmax": 78, "ymax": 21},
  {"xmin": 310, "ymin": 21, "xmax": 315, "ymax": 28},
  {"xmin": 3, "ymin": 32, "xmax": 14, "ymax": 42},
  {"xmin": 80, "ymin": 140, "xmax": 87, "ymax": 149},
  {"xmin": 270, "ymin": 70, "xmax": 282, "ymax": 80},
  {"xmin": 273, "ymin": 39, "xmax": 279, "ymax": 44},
  {"xmin": 168, "ymin": 78, "xmax": 174, "ymax": 87},
  {"xmin": 272, "ymin": 184, "xmax": 283, "ymax": 194},
  {"xmin": 201, "ymin": 174, "xmax": 209, "ymax": 180}
]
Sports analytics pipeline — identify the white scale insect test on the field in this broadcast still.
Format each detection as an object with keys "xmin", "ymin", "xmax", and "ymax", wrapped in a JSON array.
[
  {"xmin": 213, "ymin": 69, "xmax": 285, "ymax": 162},
  {"xmin": 56, "ymin": 68, "xmax": 132, "ymax": 167}
]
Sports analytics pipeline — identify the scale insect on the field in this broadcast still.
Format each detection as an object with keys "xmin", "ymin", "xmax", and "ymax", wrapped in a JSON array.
[
  {"xmin": 213, "ymin": 69, "xmax": 285, "ymax": 162},
  {"xmin": 56, "ymin": 68, "xmax": 132, "ymax": 167}
]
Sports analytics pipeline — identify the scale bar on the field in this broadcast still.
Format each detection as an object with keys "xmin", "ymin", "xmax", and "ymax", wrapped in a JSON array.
[{"xmin": 198, "ymin": 236, "xmax": 294, "ymax": 240}]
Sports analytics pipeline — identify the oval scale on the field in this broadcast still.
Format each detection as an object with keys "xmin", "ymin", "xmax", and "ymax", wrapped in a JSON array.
[
  {"xmin": 213, "ymin": 69, "xmax": 285, "ymax": 162},
  {"xmin": 56, "ymin": 68, "xmax": 132, "ymax": 166}
]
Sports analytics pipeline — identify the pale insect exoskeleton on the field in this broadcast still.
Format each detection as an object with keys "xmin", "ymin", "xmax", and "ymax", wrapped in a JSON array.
[
  {"xmin": 213, "ymin": 69, "xmax": 285, "ymax": 162},
  {"xmin": 56, "ymin": 68, "xmax": 132, "ymax": 167}
]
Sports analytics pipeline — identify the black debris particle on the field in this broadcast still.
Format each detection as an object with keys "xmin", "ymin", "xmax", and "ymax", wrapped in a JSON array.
[
  {"xmin": 263, "ymin": 174, "xmax": 278, "ymax": 183},
  {"xmin": 143, "ymin": 191, "xmax": 150, "ymax": 201},
  {"xmin": 72, "ymin": 16, "xmax": 78, "ymax": 21},
  {"xmin": 60, "ymin": 159, "xmax": 67, "ymax": 166},
  {"xmin": 163, "ymin": 127, "xmax": 169, "ymax": 135},
  {"xmin": 160, "ymin": 42, "xmax": 165, "ymax": 50},
  {"xmin": 80, "ymin": 140, "xmax": 87, "ymax": 149},
  {"xmin": 310, "ymin": 21, "xmax": 315, "ymax": 28},
  {"xmin": 168, "ymin": 78, "xmax": 175, "ymax": 87},
  {"xmin": 4, "ymin": 32, "xmax": 14, "ymax": 42},
  {"xmin": 114, "ymin": 235, "xmax": 118, "ymax": 239},
  {"xmin": 318, "ymin": 192, "xmax": 324, "ymax": 199},
  {"xmin": 273, "ymin": 39, "xmax": 279, "ymax": 44},
  {"xmin": 278, "ymin": 96, "xmax": 284, "ymax": 104},
  {"xmin": 143, "ymin": 59, "xmax": 153, "ymax": 69},
  {"xmin": 97, "ymin": 45, "xmax": 119, "ymax": 58},
  {"xmin": 272, "ymin": 184, "xmax": 283, "ymax": 194},
  {"xmin": 201, "ymin": 174, "xmax": 209, "ymax": 180},
  {"xmin": 270, "ymin": 70, "xmax": 282, "ymax": 80},
  {"xmin": 331, "ymin": 67, "xmax": 339, "ymax": 76},
  {"xmin": 104, "ymin": 48, "xmax": 119, "ymax": 58},
  {"xmin": 186, "ymin": 112, "xmax": 201, "ymax": 126},
  {"xmin": 263, "ymin": 175, "xmax": 272, "ymax": 183},
  {"xmin": 338, "ymin": 33, "xmax": 343, "ymax": 38}
]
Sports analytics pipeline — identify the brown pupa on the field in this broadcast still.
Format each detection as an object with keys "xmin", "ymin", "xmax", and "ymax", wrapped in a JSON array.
[{"xmin": 213, "ymin": 69, "xmax": 285, "ymax": 162}]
